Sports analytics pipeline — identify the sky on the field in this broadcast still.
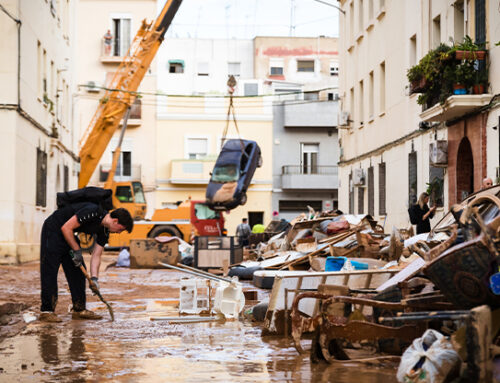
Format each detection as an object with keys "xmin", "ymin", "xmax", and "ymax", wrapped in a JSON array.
[{"xmin": 161, "ymin": 0, "xmax": 341, "ymax": 39}]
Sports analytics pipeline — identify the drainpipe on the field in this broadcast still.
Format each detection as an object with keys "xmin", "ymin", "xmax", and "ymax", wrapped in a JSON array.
[{"xmin": 0, "ymin": 2, "xmax": 22, "ymax": 108}]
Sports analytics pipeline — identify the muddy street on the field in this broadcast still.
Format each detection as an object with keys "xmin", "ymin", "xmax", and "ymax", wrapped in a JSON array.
[{"xmin": 0, "ymin": 254, "xmax": 397, "ymax": 382}]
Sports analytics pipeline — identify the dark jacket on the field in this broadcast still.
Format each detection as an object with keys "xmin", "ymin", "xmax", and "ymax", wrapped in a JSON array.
[{"xmin": 409, "ymin": 204, "xmax": 434, "ymax": 234}]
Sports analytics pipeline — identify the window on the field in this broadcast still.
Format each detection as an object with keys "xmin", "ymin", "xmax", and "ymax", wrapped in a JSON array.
[
  {"xmin": 297, "ymin": 60, "xmax": 314, "ymax": 73},
  {"xmin": 129, "ymin": 98, "xmax": 141, "ymax": 119},
  {"xmin": 475, "ymin": 0, "xmax": 486, "ymax": 44},
  {"xmin": 195, "ymin": 203, "xmax": 219, "ymax": 220},
  {"xmin": 244, "ymin": 82, "xmax": 258, "ymax": 96},
  {"xmin": 453, "ymin": 1, "xmax": 464, "ymax": 44},
  {"xmin": 368, "ymin": 166, "xmax": 374, "ymax": 216},
  {"xmin": 349, "ymin": 172, "xmax": 354, "ymax": 214},
  {"xmin": 186, "ymin": 137, "xmax": 208, "ymax": 159},
  {"xmin": 301, "ymin": 143, "xmax": 319, "ymax": 174},
  {"xmin": 432, "ymin": 15, "xmax": 441, "ymax": 48},
  {"xmin": 328, "ymin": 93, "xmax": 339, "ymax": 101},
  {"xmin": 37, "ymin": 41, "xmax": 42, "ymax": 98},
  {"xmin": 36, "ymin": 148, "xmax": 47, "ymax": 207},
  {"xmin": 349, "ymin": 2, "xmax": 355, "ymax": 43},
  {"xmin": 378, "ymin": 162, "xmax": 386, "ymax": 215},
  {"xmin": 408, "ymin": 151, "xmax": 417, "ymax": 206},
  {"xmin": 197, "ymin": 62, "xmax": 209, "ymax": 76},
  {"xmin": 132, "ymin": 182, "xmax": 146, "ymax": 203},
  {"xmin": 379, "ymin": 61, "xmax": 385, "ymax": 113},
  {"xmin": 410, "ymin": 34, "xmax": 417, "ymax": 67},
  {"xmin": 329, "ymin": 61, "xmax": 339, "ymax": 76},
  {"xmin": 115, "ymin": 185, "xmax": 133, "ymax": 203},
  {"xmin": 359, "ymin": 79, "xmax": 364, "ymax": 126},
  {"xmin": 228, "ymin": 62, "xmax": 241, "ymax": 77},
  {"xmin": 42, "ymin": 49, "xmax": 47, "ymax": 95},
  {"xmin": 269, "ymin": 58, "xmax": 284, "ymax": 76},
  {"xmin": 357, "ymin": 187, "xmax": 364, "ymax": 214},
  {"xmin": 369, "ymin": 71, "xmax": 374, "ymax": 119},
  {"xmin": 359, "ymin": 0, "xmax": 364, "ymax": 32},
  {"xmin": 350, "ymin": 87, "xmax": 355, "ymax": 125},
  {"xmin": 63, "ymin": 165, "xmax": 69, "ymax": 192},
  {"xmin": 429, "ymin": 166, "xmax": 444, "ymax": 207},
  {"xmin": 115, "ymin": 151, "xmax": 131, "ymax": 177},
  {"xmin": 112, "ymin": 17, "xmax": 131, "ymax": 56},
  {"xmin": 169, "ymin": 60, "xmax": 184, "ymax": 73}
]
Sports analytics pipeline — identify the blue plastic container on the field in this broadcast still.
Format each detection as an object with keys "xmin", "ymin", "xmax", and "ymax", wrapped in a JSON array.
[{"xmin": 325, "ymin": 256, "xmax": 369, "ymax": 272}]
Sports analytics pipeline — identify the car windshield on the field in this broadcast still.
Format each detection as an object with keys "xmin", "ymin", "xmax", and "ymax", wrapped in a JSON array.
[
  {"xmin": 211, "ymin": 164, "xmax": 239, "ymax": 183},
  {"xmin": 132, "ymin": 182, "xmax": 146, "ymax": 204}
]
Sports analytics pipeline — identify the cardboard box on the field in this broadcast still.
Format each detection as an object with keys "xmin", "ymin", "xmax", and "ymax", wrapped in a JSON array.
[{"xmin": 129, "ymin": 239, "xmax": 180, "ymax": 268}]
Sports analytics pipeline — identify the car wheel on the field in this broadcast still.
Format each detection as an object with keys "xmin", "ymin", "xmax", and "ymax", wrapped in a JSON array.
[
  {"xmin": 257, "ymin": 155, "xmax": 263, "ymax": 168},
  {"xmin": 241, "ymin": 193, "xmax": 247, "ymax": 205},
  {"xmin": 149, "ymin": 225, "xmax": 183, "ymax": 240}
]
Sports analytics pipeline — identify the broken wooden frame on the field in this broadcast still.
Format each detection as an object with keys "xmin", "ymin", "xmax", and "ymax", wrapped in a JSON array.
[{"xmin": 262, "ymin": 269, "xmax": 399, "ymax": 336}]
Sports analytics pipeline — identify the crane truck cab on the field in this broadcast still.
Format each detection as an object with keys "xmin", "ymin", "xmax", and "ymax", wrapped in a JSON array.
[
  {"xmin": 107, "ymin": 200, "xmax": 224, "ymax": 247},
  {"xmin": 112, "ymin": 181, "xmax": 147, "ymax": 220}
]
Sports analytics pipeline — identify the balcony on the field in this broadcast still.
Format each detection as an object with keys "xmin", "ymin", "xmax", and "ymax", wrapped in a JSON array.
[
  {"xmin": 120, "ymin": 99, "xmax": 142, "ymax": 127},
  {"xmin": 170, "ymin": 159, "xmax": 216, "ymax": 184},
  {"xmin": 281, "ymin": 165, "xmax": 338, "ymax": 190},
  {"xmin": 420, "ymin": 94, "xmax": 493, "ymax": 123},
  {"xmin": 100, "ymin": 38, "xmax": 132, "ymax": 64},
  {"xmin": 99, "ymin": 164, "xmax": 141, "ymax": 182},
  {"xmin": 283, "ymin": 100, "xmax": 338, "ymax": 127}
]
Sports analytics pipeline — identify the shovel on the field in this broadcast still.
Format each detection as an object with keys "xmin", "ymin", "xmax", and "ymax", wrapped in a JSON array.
[{"xmin": 79, "ymin": 265, "xmax": 115, "ymax": 321}]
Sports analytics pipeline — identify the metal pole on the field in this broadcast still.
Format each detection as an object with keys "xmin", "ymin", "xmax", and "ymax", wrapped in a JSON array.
[
  {"xmin": 159, "ymin": 262, "xmax": 229, "ymax": 283},
  {"xmin": 176, "ymin": 263, "xmax": 232, "ymax": 283}
]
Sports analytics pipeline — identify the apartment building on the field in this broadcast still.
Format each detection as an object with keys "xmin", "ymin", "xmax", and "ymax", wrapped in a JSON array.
[
  {"xmin": 75, "ymin": 0, "xmax": 158, "ymax": 214},
  {"xmin": 338, "ymin": 0, "xmax": 499, "ymax": 230},
  {"xmin": 156, "ymin": 38, "xmax": 273, "ymax": 234},
  {"xmin": 252, "ymin": 36, "xmax": 340, "ymax": 219},
  {"xmin": 0, "ymin": 0, "xmax": 77, "ymax": 264}
]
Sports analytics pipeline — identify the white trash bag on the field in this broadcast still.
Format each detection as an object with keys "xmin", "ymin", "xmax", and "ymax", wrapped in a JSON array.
[
  {"xmin": 397, "ymin": 329, "xmax": 461, "ymax": 383},
  {"xmin": 116, "ymin": 248, "xmax": 130, "ymax": 267}
]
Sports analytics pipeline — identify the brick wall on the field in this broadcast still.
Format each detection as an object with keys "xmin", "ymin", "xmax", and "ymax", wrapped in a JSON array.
[{"xmin": 447, "ymin": 113, "xmax": 487, "ymax": 205}]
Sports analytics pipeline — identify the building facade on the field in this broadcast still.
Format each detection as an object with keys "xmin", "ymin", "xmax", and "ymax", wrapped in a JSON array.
[
  {"xmin": 0, "ymin": 0, "xmax": 77, "ymax": 263},
  {"xmin": 76, "ymin": 0, "xmax": 159, "ymax": 214},
  {"xmin": 252, "ymin": 37, "xmax": 340, "ymax": 220},
  {"xmin": 156, "ymin": 38, "xmax": 273, "ymax": 234},
  {"xmin": 338, "ymin": 0, "xmax": 499, "ymax": 230}
]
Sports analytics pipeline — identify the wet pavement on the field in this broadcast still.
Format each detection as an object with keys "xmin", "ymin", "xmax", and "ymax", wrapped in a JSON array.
[{"xmin": 0, "ymin": 255, "xmax": 398, "ymax": 382}]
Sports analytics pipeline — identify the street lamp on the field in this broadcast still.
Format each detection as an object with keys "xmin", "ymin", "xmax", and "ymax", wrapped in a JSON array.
[{"xmin": 311, "ymin": 0, "xmax": 345, "ymax": 14}]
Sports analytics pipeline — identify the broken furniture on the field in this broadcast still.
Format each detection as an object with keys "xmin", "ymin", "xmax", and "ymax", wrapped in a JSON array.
[
  {"xmin": 194, "ymin": 236, "xmax": 243, "ymax": 270},
  {"xmin": 129, "ymin": 238, "xmax": 180, "ymax": 268}
]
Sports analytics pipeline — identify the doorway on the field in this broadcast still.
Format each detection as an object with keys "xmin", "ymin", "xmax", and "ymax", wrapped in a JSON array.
[
  {"xmin": 248, "ymin": 211, "xmax": 264, "ymax": 230},
  {"xmin": 456, "ymin": 137, "xmax": 474, "ymax": 201}
]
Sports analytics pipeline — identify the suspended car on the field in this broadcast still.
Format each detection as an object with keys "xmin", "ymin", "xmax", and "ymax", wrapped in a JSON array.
[{"xmin": 206, "ymin": 139, "xmax": 262, "ymax": 211}]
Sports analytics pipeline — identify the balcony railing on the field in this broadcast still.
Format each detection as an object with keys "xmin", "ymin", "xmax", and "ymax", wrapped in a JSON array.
[
  {"xmin": 101, "ymin": 37, "xmax": 131, "ymax": 63},
  {"xmin": 281, "ymin": 165, "xmax": 338, "ymax": 190},
  {"xmin": 282, "ymin": 165, "xmax": 338, "ymax": 175}
]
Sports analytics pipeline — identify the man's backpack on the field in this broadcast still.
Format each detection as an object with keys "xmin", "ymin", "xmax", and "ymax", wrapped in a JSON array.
[{"xmin": 57, "ymin": 187, "xmax": 114, "ymax": 211}]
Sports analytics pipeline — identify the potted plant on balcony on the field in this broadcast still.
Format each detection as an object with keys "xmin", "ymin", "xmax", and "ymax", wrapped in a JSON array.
[
  {"xmin": 472, "ymin": 64, "xmax": 489, "ymax": 94},
  {"xmin": 455, "ymin": 35, "xmax": 486, "ymax": 60},
  {"xmin": 407, "ymin": 64, "xmax": 426, "ymax": 94},
  {"xmin": 453, "ymin": 61, "xmax": 475, "ymax": 95}
]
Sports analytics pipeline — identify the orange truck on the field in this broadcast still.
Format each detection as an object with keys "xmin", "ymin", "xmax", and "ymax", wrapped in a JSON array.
[{"xmin": 108, "ymin": 200, "xmax": 224, "ymax": 247}]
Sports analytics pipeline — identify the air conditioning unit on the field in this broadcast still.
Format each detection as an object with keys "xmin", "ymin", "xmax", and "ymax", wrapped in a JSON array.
[
  {"xmin": 429, "ymin": 141, "xmax": 448, "ymax": 167},
  {"xmin": 86, "ymin": 81, "xmax": 100, "ymax": 93},
  {"xmin": 353, "ymin": 168, "xmax": 366, "ymax": 186},
  {"xmin": 339, "ymin": 111, "xmax": 350, "ymax": 126}
]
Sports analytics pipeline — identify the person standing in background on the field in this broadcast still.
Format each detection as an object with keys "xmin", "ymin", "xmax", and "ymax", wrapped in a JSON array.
[
  {"xmin": 236, "ymin": 218, "xmax": 251, "ymax": 247},
  {"xmin": 408, "ymin": 192, "xmax": 436, "ymax": 234}
]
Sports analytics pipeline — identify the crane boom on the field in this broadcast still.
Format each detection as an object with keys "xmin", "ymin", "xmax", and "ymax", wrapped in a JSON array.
[{"xmin": 78, "ymin": 0, "xmax": 183, "ymax": 188}]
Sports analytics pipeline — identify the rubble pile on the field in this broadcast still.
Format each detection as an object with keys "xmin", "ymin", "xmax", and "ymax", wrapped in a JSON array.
[{"xmin": 234, "ymin": 186, "xmax": 500, "ymax": 382}]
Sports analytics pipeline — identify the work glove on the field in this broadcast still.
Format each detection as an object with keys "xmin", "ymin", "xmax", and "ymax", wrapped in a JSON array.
[
  {"xmin": 70, "ymin": 249, "xmax": 84, "ymax": 268},
  {"xmin": 90, "ymin": 277, "xmax": 100, "ymax": 294}
]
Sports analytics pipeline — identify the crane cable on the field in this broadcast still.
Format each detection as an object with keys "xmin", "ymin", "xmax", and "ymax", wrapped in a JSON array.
[{"xmin": 221, "ymin": 75, "xmax": 246, "ymax": 153}]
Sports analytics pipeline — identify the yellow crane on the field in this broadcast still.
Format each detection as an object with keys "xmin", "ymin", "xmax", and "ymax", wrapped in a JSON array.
[{"xmin": 78, "ymin": 0, "xmax": 183, "ymax": 220}]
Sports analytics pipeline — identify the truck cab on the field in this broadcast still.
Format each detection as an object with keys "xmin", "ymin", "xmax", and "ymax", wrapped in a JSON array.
[{"xmin": 112, "ymin": 181, "xmax": 147, "ymax": 220}]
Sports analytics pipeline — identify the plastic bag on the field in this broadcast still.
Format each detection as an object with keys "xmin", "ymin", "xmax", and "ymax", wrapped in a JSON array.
[
  {"xmin": 397, "ymin": 329, "xmax": 461, "ymax": 383},
  {"xmin": 116, "ymin": 248, "xmax": 130, "ymax": 267}
]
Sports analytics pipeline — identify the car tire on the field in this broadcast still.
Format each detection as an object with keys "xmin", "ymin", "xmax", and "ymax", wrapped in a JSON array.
[
  {"xmin": 241, "ymin": 193, "xmax": 247, "ymax": 205},
  {"xmin": 257, "ymin": 155, "xmax": 263, "ymax": 168},
  {"xmin": 148, "ymin": 225, "xmax": 183, "ymax": 240}
]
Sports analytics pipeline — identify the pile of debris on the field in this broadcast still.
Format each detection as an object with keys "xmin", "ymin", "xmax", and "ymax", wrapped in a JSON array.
[{"xmin": 238, "ymin": 187, "xmax": 500, "ymax": 382}]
